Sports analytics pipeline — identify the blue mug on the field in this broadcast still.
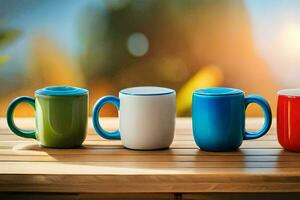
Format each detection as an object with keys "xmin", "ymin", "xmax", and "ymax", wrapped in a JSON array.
[{"xmin": 192, "ymin": 88, "xmax": 272, "ymax": 152}]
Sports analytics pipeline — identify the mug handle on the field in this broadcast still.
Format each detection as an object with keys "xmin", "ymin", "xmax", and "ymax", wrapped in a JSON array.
[
  {"xmin": 92, "ymin": 95, "xmax": 121, "ymax": 140},
  {"xmin": 243, "ymin": 95, "xmax": 272, "ymax": 140},
  {"xmin": 6, "ymin": 96, "xmax": 36, "ymax": 139}
]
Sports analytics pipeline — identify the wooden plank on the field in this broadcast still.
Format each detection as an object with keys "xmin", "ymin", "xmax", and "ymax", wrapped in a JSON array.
[
  {"xmin": 0, "ymin": 135, "xmax": 280, "ymax": 143},
  {"xmin": 2, "ymin": 163, "xmax": 300, "ymax": 175},
  {"xmin": 0, "ymin": 140, "xmax": 283, "ymax": 149},
  {"xmin": 1, "ymin": 174, "xmax": 300, "ymax": 193},
  {"xmin": 0, "ymin": 133, "xmax": 280, "ymax": 141},
  {"xmin": 3, "ymin": 192, "xmax": 300, "ymax": 200},
  {"xmin": 79, "ymin": 193, "xmax": 174, "ymax": 200},
  {"xmin": 182, "ymin": 193, "xmax": 300, "ymax": 200},
  {"xmin": 0, "ymin": 146, "xmax": 290, "ymax": 156},
  {"xmin": 0, "ymin": 160, "xmax": 292, "ymax": 169},
  {"xmin": 4, "ymin": 192, "xmax": 298, "ymax": 200},
  {"xmin": 0, "ymin": 129, "xmax": 278, "ymax": 135},
  {"xmin": 0, "ymin": 127, "xmax": 278, "ymax": 135},
  {"xmin": 0, "ymin": 192, "xmax": 78, "ymax": 200},
  {"xmin": 0, "ymin": 163, "xmax": 300, "ymax": 178},
  {"xmin": 0, "ymin": 129, "xmax": 278, "ymax": 137},
  {"xmin": 0, "ymin": 192, "xmax": 173, "ymax": 200},
  {"xmin": 1, "ymin": 154, "xmax": 300, "ymax": 162}
]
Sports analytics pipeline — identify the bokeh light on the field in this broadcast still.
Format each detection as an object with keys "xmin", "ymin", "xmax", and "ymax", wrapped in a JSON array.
[{"xmin": 127, "ymin": 32, "xmax": 149, "ymax": 57}]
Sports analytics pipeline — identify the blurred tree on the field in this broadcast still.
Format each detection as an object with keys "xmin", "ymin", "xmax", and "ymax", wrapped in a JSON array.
[
  {"xmin": 78, "ymin": 0, "xmax": 278, "ymax": 116},
  {"xmin": 79, "ymin": 0, "xmax": 224, "ymax": 115},
  {"xmin": 79, "ymin": 0, "xmax": 201, "ymax": 84}
]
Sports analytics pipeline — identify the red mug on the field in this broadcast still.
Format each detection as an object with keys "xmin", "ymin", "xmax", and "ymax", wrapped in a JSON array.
[{"xmin": 277, "ymin": 89, "xmax": 300, "ymax": 152}]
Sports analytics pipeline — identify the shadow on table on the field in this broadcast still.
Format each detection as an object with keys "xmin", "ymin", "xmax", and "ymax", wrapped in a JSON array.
[{"xmin": 10, "ymin": 141, "xmax": 286, "ymax": 170}]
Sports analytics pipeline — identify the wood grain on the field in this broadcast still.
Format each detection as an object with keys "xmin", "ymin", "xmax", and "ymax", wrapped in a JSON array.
[{"xmin": 0, "ymin": 118, "xmax": 299, "ymax": 194}]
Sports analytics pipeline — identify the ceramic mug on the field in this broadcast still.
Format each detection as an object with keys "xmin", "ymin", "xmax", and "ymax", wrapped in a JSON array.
[
  {"xmin": 7, "ymin": 86, "xmax": 88, "ymax": 148},
  {"xmin": 277, "ymin": 89, "xmax": 300, "ymax": 152},
  {"xmin": 92, "ymin": 86, "xmax": 176, "ymax": 150},
  {"xmin": 192, "ymin": 87, "xmax": 272, "ymax": 152}
]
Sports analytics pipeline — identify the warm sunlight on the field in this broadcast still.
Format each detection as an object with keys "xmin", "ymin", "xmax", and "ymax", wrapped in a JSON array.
[{"xmin": 282, "ymin": 22, "xmax": 300, "ymax": 55}]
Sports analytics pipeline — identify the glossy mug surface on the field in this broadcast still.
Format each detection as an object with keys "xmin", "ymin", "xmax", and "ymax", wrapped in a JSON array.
[
  {"xmin": 92, "ymin": 86, "xmax": 176, "ymax": 150},
  {"xmin": 192, "ymin": 88, "xmax": 272, "ymax": 152},
  {"xmin": 277, "ymin": 89, "xmax": 300, "ymax": 152},
  {"xmin": 7, "ymin": 86, "xmax": 88, "ymax": 148}
]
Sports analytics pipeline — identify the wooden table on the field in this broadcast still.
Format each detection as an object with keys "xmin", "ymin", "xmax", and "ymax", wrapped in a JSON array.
[{"xmin": 0, "ymin": 118, "xmax": 300, "ymax": 200}]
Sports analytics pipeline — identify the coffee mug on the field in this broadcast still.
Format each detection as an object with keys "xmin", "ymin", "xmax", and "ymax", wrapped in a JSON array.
[
  {"xmin": 192, "ymin": 88, "xmax": 272, "ymax": 151},
  {"xmin": 277, "ymin": 89, "xmax": 300, "ymax": 152},
  {"xmin": 92, "ymin": 86, "xmax": 176, "ymax": 150},
  {"xmin": 7, "ymin": 86, "xmax": 88, "ymax": 148}
]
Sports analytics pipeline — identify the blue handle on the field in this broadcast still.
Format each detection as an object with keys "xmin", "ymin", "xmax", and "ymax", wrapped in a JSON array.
[
  {"xmin": 6, "ymin": 96, "xmax": 36, "ymax": 139},
  {"xmin": 243, "ymin": 95, "xmax": 272, "ymax": 140},
  {"xmin": 92, "ymin": 95, "xmax": 121, "ymax": 140}
]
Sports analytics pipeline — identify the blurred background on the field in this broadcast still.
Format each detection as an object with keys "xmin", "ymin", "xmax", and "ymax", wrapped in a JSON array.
[{"xmin": 0, "ymin": 0, "xmax": 299, "ymax": 117}]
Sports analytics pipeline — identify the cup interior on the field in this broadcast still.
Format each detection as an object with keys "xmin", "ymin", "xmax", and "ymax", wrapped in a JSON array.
[
  {"xmin": 278, "ymin": 89, "xmax": 300, "ymax": 97},
  {"xmin": 46, "ymin": 86, "xmax": 75, "ymax": 92}
]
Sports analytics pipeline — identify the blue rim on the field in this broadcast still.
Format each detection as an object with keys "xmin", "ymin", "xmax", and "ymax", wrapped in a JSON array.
[
  {"xmin": 120, "ymin": 86, "xmax": 175, "ymax": 96},
  {"xmin": 35, "ymin": 86, "xmax": 88, "ymax": 96},
  {"xmin": 193, "ymin": 87, "xmax": 244, "ymax": 96}
]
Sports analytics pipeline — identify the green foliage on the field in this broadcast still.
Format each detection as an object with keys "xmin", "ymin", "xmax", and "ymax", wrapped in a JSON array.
[
  {"xmin": 0, "ymin": 55, "xmax": 10, "ymax": 65},
  {"xmin": 0, "ymin": 29, "xmax": 21, "ymax": 65},
  {"xmin": 0, "ymin": 29, "xmax": 21, "ymax": 49}
]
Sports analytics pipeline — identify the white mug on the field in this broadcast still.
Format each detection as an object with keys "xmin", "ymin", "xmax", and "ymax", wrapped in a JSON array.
[{"xmin": 92, "ymin": 86, "xmax": 176, "ymax": 150}]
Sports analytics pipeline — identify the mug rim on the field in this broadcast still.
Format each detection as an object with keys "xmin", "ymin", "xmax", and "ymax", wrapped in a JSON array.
[
  {"xmin": 35, "ymin": 86, "xmax": 88, "ymax": 96},
  {"xmin": 120, "ymin": 86, "xmax": 175, "ymax": 96},
  {"xmin": 278, "ymin": 89, "xmax": 300, "ymax": 97},
  {"xmin": 193, "ymin": 87, "xmax": 244, "ymax": 97}
]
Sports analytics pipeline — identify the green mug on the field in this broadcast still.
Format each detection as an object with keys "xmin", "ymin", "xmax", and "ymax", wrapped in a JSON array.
[{"xmin": 6, "ymin": 86, "xmax": 89, "ymax": 148}]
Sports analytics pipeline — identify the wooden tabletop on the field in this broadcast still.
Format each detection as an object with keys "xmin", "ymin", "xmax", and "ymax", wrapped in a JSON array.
[{"xmin": 0, "ymin": 118, "xmax": 300, "ymax": 194}]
